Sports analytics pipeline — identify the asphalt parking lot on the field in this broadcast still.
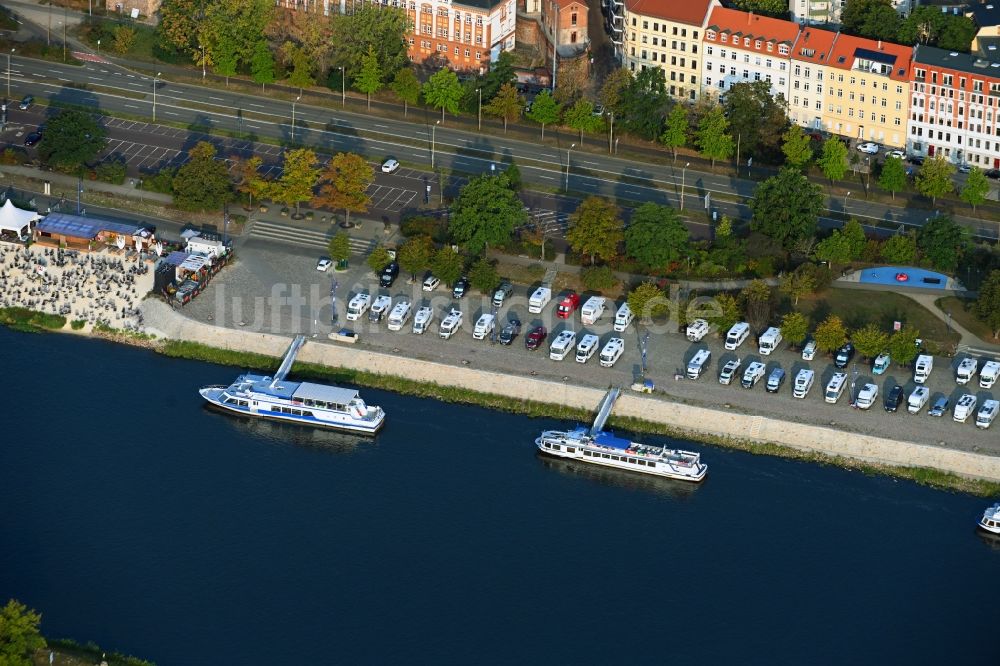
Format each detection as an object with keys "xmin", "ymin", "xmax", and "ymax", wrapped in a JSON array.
[{"xmin": 181, "ymin": 240, "xmax": 999, "ymax": 455}]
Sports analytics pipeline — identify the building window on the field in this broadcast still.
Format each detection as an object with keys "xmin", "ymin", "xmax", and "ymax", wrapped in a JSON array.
[
  {"xmin": 571, "ymin": 12, "xmax": 577, "ymax": 25},
  {"xmin": 778, "ymin": 44, "xmax": 788, "ymax": 55}
]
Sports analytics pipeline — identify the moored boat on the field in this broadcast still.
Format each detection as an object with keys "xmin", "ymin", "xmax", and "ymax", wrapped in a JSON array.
[{"xmin": 978, "ymin": 503, "xmax": 1000, "ymax": 534}]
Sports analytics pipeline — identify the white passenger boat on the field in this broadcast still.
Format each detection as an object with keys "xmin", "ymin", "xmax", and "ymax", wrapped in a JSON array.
[
  {"xmin": 978, "ymin": 504, "xmax": 1000, "ymax": 534},
  {"xmin": 535, "ymin": 388, "xmax": 707, "ymax": 482},
  {"xmin": 199, "ymin": 336, "xmax": 385, "ymax": 435}
]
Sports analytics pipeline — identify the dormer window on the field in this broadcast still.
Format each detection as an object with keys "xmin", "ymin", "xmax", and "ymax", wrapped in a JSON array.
[
  {"xmin": 743, "ymin": 37, "xmax": 750, "ymax": 47},
  {"xmin": 706, "ymin": 29, "xmax": 716, "ymax": 41},
  {"xmin": 720, "ymin": 33, "xmax": 727, "ymax": 43},
  {"xmin": 778, "ymin": 44, "xmax": 789, "ymax": 55},
  {"xmin": 767, "ymin": 42, "xmax": 773, "ymax": 52},
  {"xmin": 755, "ymin": 40, "xmax": 761, "ymax": 49}
]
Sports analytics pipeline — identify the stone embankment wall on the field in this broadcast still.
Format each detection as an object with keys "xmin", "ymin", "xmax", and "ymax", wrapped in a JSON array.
[{"xmin": 146, "ymin": 301, "xmax": 1000, "ymax": 483}]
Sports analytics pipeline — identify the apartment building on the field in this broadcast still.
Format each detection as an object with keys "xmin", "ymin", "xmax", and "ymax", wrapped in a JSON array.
[
  {"xmin": 701, "ymin": 7, "xmax": 801, "ymax": 101},
  {"xmin": 788, "ymin": 26, "xmax": 838, "ymax": 130},
  {"xmin": 617, "ymin": 0, "xmax": 718, "ymax": 101},
  {"xmin": 909, "ymin": 45, "xmax": 1000, "ymax": 168},
  {"xmin": 822, "ymin": 34, "xmax": 912, "ymax": 147}
]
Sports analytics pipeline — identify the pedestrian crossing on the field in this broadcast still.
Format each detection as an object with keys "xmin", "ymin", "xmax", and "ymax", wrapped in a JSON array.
[
  {"xmin": 519, "ymin": 209, "xmax": 570, "ymax": 236},
  {"xmin": 248, "ymin": 220, "xmax": 375, "ymax": 255}
]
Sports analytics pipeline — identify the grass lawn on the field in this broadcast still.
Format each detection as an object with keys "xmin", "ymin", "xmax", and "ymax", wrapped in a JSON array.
[
  {"xmin": 935, "ymin": 296, "xmax": 1000, "ymax": 345},
  {"xmin": 795, "ymin": 288, "xmax": 961, "ymax": 352}
]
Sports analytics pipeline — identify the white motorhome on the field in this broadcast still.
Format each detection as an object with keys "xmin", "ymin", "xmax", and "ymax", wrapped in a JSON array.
[
  {"xmin": 345, "ymin": 292, "xmax": 371, "ymax": 321},
  {"xmin": 976, "ymin": 399, "xmax": 999, "ymax": 429},
  {"xmin": 412, "ymin": 306, "xmax": 434, "ymax": 334},
  {"xmin": 472, "ymin": 313, "xmax": 496, "ymax": 340},
  {"xmin": 686, "ymin": 349, "xmax": 711, "ymax": 380},
  {"xmin": 792, "ymin": 369, "xmax": 815, "ymax": 398},
  {"xmin": 580, "ymin": 297, "xmax": 607, "ymax": 325},
  {"xmin": 686, "ymin": 319, "xmax": 710, "ymax": 342},
  {"xmin": 824, "ymin": 372, "xmax": 848, "ymax": 403},
  {"xmin": 758, "ymin": 327, "xmax": 782, "ymax": 355},
  {"xmin": 980, "ymin": 361, "xmax": 1000, "ymax": 389},
  {"xmin": 613, "ymin": 302, "xmax": 634, "ymax": 332},
  {"xmin": 914, "ymin": 354, "xmax": 934, "ymax": 384},
  {"xmin": 855, "ymin": 383, "xmax": 879, "ymax": 410},
  {"xmin": 575, "ymin": 334, "xmax": 600, "ymax": 363},
  {"xmin": 741, "ymin": 361, "xmax": 766, "ymax": 389},
  {"xmin": 386, "ymin": 301, "xmax": 412, "ymax": 331},
  {"xmin": 528, "ymin": 286, "xmax": 552, "ymax": 314},
  {"xmin": 599, "ymin": 337, "xmax": 625, "ymax": 367},
  {"xmin": 724, "ymin": 322, "xmax": 750, "ymax": 350},
  {"xmin": 439, "ymin": 309, "xmax": 463, "ymax": 339},
  {"xmin": 956, "ymin": 357, "xmax": 978, "ymax": 385},
  {"xmin": 907, "ymin": 386, "xmax": 930, "ymax": 414},
  {"xmin": 549, "ymin": 330, "xmax": 577, "ymax": 361},
  {"xmin": 368, "ymin": 295, "xmax": 392, "ymax": 323},
  {"xmin": 953, "ymin": 394, "xmax": 978, "ymax": 423}
]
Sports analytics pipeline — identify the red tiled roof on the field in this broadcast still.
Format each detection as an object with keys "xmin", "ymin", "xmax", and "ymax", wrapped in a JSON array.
[
  {"xmin": 704, "ymin": 6, "xmax": 800, "ymax": 48},
  {"xmin": 626, "ymin": 0, "xmax": 716, "ymax": 26},
  {"xmin": 792, "ymin": 27, "xmax": 838, "ymax": 65},
  {"xmin": 827, "ymin": 33, "xmax": 913, "ymax": 81}
]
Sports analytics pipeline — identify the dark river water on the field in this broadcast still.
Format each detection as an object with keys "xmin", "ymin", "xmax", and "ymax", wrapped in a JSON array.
[{"xmin": 1, "ymin": 328, "xmax": 998, "ymax": 665}]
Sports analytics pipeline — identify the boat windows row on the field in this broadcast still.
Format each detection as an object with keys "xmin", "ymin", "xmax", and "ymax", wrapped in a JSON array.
[
  {"xmin": 583, "ymin": 450, "xmax": 655, "ymax": 466},
  {"xmin": 274, "ymin": 406, "xmax": 314, "ymax": 417}
]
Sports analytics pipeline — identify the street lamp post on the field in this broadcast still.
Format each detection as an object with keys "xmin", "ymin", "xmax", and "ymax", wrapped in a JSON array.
[
  {"xmin": 866, "ymin": 157, "xmax": 871, "ymax": 195},
  {"xmin": 152, "ymin": 72, "xmax": 161, "ymax": 122},
  {"xmin": 96, "ymin": 40, "xmax": 100, "ymax": 57},
  {"xmin": 431, "ymin": 120, "xmax": 440, "ymax": 167},
  {"xmin": 608, "ymin": 111, "xmax": 614, "ymax": 154},
  {"xmin": 614, "ymin": 137, "xmax": 619, "ymax": 155},
  {"xmin": 339, "ymin": 67, "xmax": 345, "ymax": 107},
  {"xmin": 291, "ymin": 95, "xmax": 301, "ymax": 141},
  {"xmin": 564, "ymin": 143, "xmax": 575, "ymax": 192},
  {"xmin": 477, "ymin": 88, "xmax": 482, "ymax": 131},
  {"xmin": 6, "ymin": 49, "xmax": 13, "ymax": 101},
  {"xmin": 200, "ymin": 44, "xmax": 206, "ymax": 80},
  {"xmin": 844, "ymin": 190, "xmax": 850, "ymax": 214},
  {"xmin": 681, "ymin": 162, "xmax": 690, "ymax": 210}
]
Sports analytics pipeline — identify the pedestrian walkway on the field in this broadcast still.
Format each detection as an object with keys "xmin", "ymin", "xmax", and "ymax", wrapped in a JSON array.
[{"xmin": 248, "ymin": 218, "xmax": 376, "ymax": 255}]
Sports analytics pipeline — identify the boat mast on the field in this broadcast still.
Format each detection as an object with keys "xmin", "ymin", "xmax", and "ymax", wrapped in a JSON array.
[{"xmin": 270, "ymin": 335, "xmax": 306, "ymax": 388}]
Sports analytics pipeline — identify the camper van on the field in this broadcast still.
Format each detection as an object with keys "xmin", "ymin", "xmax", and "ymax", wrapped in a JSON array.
[
  {"xmin": 613, "ymin": 302, "xmax": 634, "ymax": 332},
  {"xmin": 976, "ymin": 399, "xmax": 999, "ymax": 429},
  {"xmin": 686, "ymin": 319, "xmax": 710, "ymax": 342},
  {"xmin": 345, "ymin": 292, "xmax": 371, "ymax": 321},
  {"xmin": 549, "ymin": 330, "xmax": 578, "ymax": 361},
  {"xmin": 580, "ymin": 297, "xmax": 607, "ymax": 325},
  {"xmin": 724, "ymin": 322, "xmax": 750, "ymax": 351},
  {"xmin": 953, "ymin": 394, "xmax": 978, "ymax": 423},
  {"xmin": 955, "ymin": 358, "xmax": 978, "ymax": 385},
  {"xmin": 855, "ymin": 383, "xmax": 879, "ymax": 410},
  {"xmin": 575, "ymin": 334, "xmax": 600, "ymax": 363},
  {"xmin": 758, "ymin": 327, "xmax": 783, "ymax": 355},
  {"xmin": 741, "ymin": 361, "xmax": 766, "ymax": 389},
  {"xmin": 492, "ymin": 282, "xmax": 513, "ymax": 308},
  {"xmin": 528, "ymin": 286, "xmax": 552, "ymax": 314},
  {"xmin": 412, "ymin": 306, "xmax": 434, "ymax": 334},
  {"xmin": 914, "ymin": 354, "xmax": 934, "ymax": 384},
  {"xmin": 686, "ymin": 349, "xmax": 711, "ymax": 380},
  {"xmin": 824, "ymin": 372, "xmax": 848, "ymax": 403},
  {"xmin": 599, "ymin": 337, "xmax": 625, "ymax": 367},
  {"xmin": 386, "ymin": 301, "xmax": 412, "ymax": 331},
  {"xmin": 439, "ymin": 309, "xmax": 463, "ymax": 339},
  {"xmin": 907, "ymin": 386, "xmax": 930, "ymax": 414},
  {"xmin": 472, "ymin": 313, "xmax": 496, "ymax": 340},
  {"xmin": 368, "ymin": 295, "xmax": 392, "ymax": 323},
  {"xmin": 792, "ymin": 369, "xmax": 814, "ymax": 398},
  {"xmin": 980, "ymin": 361, "xmax": 1000, "ymax": 389}
]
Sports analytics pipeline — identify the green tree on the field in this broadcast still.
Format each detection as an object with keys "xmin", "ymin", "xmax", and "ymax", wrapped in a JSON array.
[
  {"xmin": 200, "ymin": 0, "xmax": 273, "ymax": 69},
  {"xmin": 842, "ymin": 218, "xmax": 867, "ymax": 259},
  {"xmin": 212, "ymin": 34, "xmax": 238, "ymax": 85},
  {"xmin": 917, "ymin": 214, "xmax": 967, "ymax": 272},
  {"xmin": 398, "ymin": 235, "xmax": 434, "ymax": 280},
  {"xmin": 916, "ymin": 155, "xmax": 956, "ymax": 204},
  {"xmin": 37, "ymin": 109, "xmax": 106, "ymax": 172},
  {"xmin": 660, "ymin": 105, "xmax": 689, "ymax": 163},
  {"xmin": 469, "ymin": 257, "xmax": 499, "ymax": 294},
  {"xmin": 813, "ymin": 230, "xmax": 855, "ymax": 266},
  {"xmin": 581, "ymin": 266, "xmax": 618, "ymax": 292},
  {"xmin": 624, "ymin": 202, "xmax": 690, "ymax": 269},
  {"xmin": 878, "ymin": 156, "xmax": 907, "ymax": 200},
  {"xmin": 617, "ymin": 67, "xmax": 670, "ymax": 140},
  {"xmin": 781, "ymin": 124, "xmax": 812, "ymax": 170},
  {"xmin": 172, "ymin": 141, "xmax": 232, "ymax": 211},
  {"xmin": 722, "ymin": 80, "xmax": 789, "ymax": 161},
  {"xmin": 390, "ymin": 68, "xmax": 421, "ymax": 117},
  {"xmin": 750, "ymin": 168, "xmax": 824, "ymax": 250},
  {"xmin": 449, "ymin": 174, "xmax": 526, "ymax": 255},
  {"xmin": 852, "ymin": 322, "xmax": 889, "ymax": 359},
  {"xmin": 566, "ymin": 196, "xmax": 623, "ymax": 266},
  {"xmin": 354, "ymin": 46, "xmax": 383, "ymax": 110},
  {"xmin": 599, "ymin": 68, "xmax": 634, "ymax": 117},
  {"xmin": 330, "ymin": 5, "xmax": 410, "ymax": 79},
  {"xmin": 112, "ymin": 25, "xmax": 136, "ymax": 54},
  {"xmin": 779, "ymin": 267, "xmax": 817, "ymax": 306},
  {"xmin": 367, "ymin": 245, "xmax": 392, "ymax": 274},
  {"xmin": 423, "ymin": 67, "xmax": 464, "ymax": 122},
  {"xmin": 708, "ymin": 292, "xmax": 741, "ymax": 333},
  {"xmin": 327, "ymin": 233, "xmax": 351, "ymax": 265},
  {"xmin": 312, "ymin": 152, "xmax": 373, "ymax": 226},
  {"xmin": 974, "ymin": 269, "xmax": 1000, "ymax": 338},
  {"xmin": 479, "ymin": 51, "xmax": 516, "ymax": 103},
  {"xmin": 696, "ymin": 106, "xmax": 734, "ymax": 168},
  {"xmin": 271, "ymin": 148, "xmax": 320, "ymax": 217},
  {"xmin": 288, "ymin": 46, "xmax": 316, "ymax": 93},
  {"xmin": 157, "ymin": 0, "xmax": 201, "ymax": 57},
  {"xmin": 627, "ymin": 282, "xmax": 669, "ymax": 323},
  {"xmin": 780, "ymin": 311, "xmax": 809, "ymax": 348},
  {"xmin": 232, "ymin": 155, "xmax": 268, "ymax": 212},
  {"xmin": 888, "ymin": 325, "xmax": 921, "ymax": 367},
  {"xmin": 960, "ymin": 166, "xmax": 990, "ymax": 212},
  {"xmin": 740, "ymin": 279, "xmax": 773, "ymax": 331},
  {"xmin": 898, "ymin": 5, "xmax": 976, "ymax": 51},
  {"xmin": 841, "ymin": 0, "xmax": 902, "ymax": 41},
  {"xmin": 563, "ymin": 98, "xmax": 604, "ymax": 145},
  {"xmin": 526, "ymin": 89, "xmax": 562, "ymax": 139},
  {"xmin": 503, "ymin": 162, "xmax": 522, "ymax": 192},
  {"xmin": 730, "ymin": 0, "xmax": 789, "ymax": 17},
  {"xmin": 814, "ymin": 314, "xmax": 848, "ymax": 354},
  {"xmin": 250, "ymin": 40, "xmax": 275, "ymax": 92},
  {"xmin": 817, "ymin": 138, "xmax": 848, "ymax": 183},
  {"xmin": 431, "ymin": 246, "xmax": 463, "ymax": 285},
  {"xmin": 881, "ymin": 231, "xmax": 917, "ymax": 264},
  {"xmin": 0, "ymin": 599, "xmax": 46, "ymax": 666},
  {"xmin": 485, "ymin": 82, "xmax": 524, "ymax": 133}
]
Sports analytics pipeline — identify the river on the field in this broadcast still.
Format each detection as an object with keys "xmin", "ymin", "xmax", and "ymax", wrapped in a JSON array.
[{"xmin": 0, "ymin": 328, "xmax": 997, "ymax": 665}]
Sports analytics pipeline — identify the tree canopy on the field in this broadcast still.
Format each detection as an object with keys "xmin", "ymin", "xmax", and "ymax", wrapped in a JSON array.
[
  {"xmin": 354, "ymin": 45, "xmax": 383, "ymax": 109},
  {"xmin": 749, "ymin": 168, "xmax": 824, "ymax": 250},
  {"xmin": 312, "ymin": 152, "xmax": 373, "ymax": 226},
  {"xmin": 0, "ymin": 599, "xmax": 46, "ymax": 666},
  {"xmin": 390, "ymin": 68, "xmax": 421, "ymax": 117},
  {"xmin": 485, "ymin": 83, "xmax": 524, "ymax": 133},
  {"xmin": 660, "ymin": 105, "xmax": 689, "ymax": 163},
  {"xmin": 841, "ymin": 0, "xmax": 902, "ymax": 42},
  {"xmin": 624, "ymin": 203, "xmax": 690, "ymax": 269},
  {"xmin": 431, "ymin": 246, "xmax": 463, "ymax": 285},
  {"xmin": 781, "ymin": 125, "xmax": 812, "ymax": 170},
  {"xmin": 888, "ymin": 325, "xmax": 921, "ymax": 366},
  {"xmin": 37, "ymin": 109, "xmax": 106, "ymax": 172},
  {"xmin": 696, "ymin": 106, "xmax": 734, "ymax": 167},
  {"xmin": 448, "ymin": 175, "xmax": 526, "ymax": 255},
  {"xmin": 852, "ymin": 322, "xmax": 889, "ymax": 359},
  {"xmin": 916, "ymin": 155, "xmax": 956, "ymax": 204},
  {"xmin": 917, "ymin": 214, "xmax": 967, "ymax": 272},
  {"xmin": 898, "ymin": 6, "xmax": 977, "ymax": 52},
  {"xmin": 780, "ymin": 311, "xmax": 809, "ymax": 347},
  {"xmin": 617, "ymin": 67, "xmax": 670, "ymax": 140},
  {"xmin": 566, "ymin": 196, "xmax": 623, "ymax": 266},
  {"xmin": 327, "ymin": 233, "xmax": 350, "ymax": 264},
  {"xmin": 881, "ymin": 232, "xmax": 917, "ymax": 264},
  {"xmin": 878, "ymin": 156, "xmax": 907, "ymax": 199},
  {"xmin": 422, "ymin": 67, "xmax": 464, "ymax": 121},
  {"xmin": 818, "ymin": 138, "xmax": 848, "ymax": 183},
  {"xmin": 960, "ymin": 167, "xmax": 990, "ymax": 212},
  {"xmin": 627, "ymin": 282, "xmax": 669, "ymax": 322},
  {"xmin": 330, "ymin": 5, "xmax": 410, "ymax": 80},
  {"xmin": 526, "ymin": 89, "xmax": 562, "ymax": 139},
  {"xmin": 398, "ymin": 235, "xmax": 434, "ymax": 279},
  {"xmin": 172, "ymin": 141, "xmax": 232, "ymax": 211},
  {"xmin": 270, "ymin": 148, "xmax": 319, "ymax": 216},
  {"xmin": 814, "ymin": 315, "xmax": 848, "ymax": 354},
  {"xmin": 722, "ymin": 81, "xmax": 789, "ymax": 162},
  {"xmin": 563, "ymin": 99, "xmax": 605, "ymax": 145},
  {"xmin": 468, "ymin": 257, "xmax": 499, "ymax": 294},
  {"xmin": 974, "ymin": 269, "xmax": 1000, "ymax": 338}
]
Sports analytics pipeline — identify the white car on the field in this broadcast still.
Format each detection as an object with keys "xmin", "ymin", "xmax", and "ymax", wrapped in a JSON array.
[
  {"xmin": 599, "ymin": 337, "xmax": 625, "ymax": 367},
  {"xmin": 857, "ymin": 142, "xmax": 880, "ymax": 154},
  {"xmin": 422, "ymin": 275, "xmax": 441, "ymax": 291},
  {"xmin": 957, "ymin": 163, "xmax": 972, "ymax": 174},
  {"xmin": 885, "ymin": 149, "xmax": 905, "ymax": 160},
  {"xmin": 381, "ymin": 158, "xmax": 400, "ymax": 173},
  {"xmin": 316, "ymin": 257, "xmax": 333, "ymax": 272},
  {"xmin": 855, "ymin": 383, "xmax": 879, "ymax": 410},
  {"xmin": 801, "ymin": 340, "xmax": 817, "ymax": 361}
]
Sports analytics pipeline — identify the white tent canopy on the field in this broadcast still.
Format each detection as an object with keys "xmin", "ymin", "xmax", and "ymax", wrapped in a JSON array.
[{"xmin": 0, "ymin": 199, "xmax": 42, "ymax": 237}]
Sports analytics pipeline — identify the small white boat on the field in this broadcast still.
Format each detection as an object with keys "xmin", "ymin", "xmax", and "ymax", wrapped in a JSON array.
[{"xmin": 978, "ymin": 504, "xmax": 1000, "ymax": 534}]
